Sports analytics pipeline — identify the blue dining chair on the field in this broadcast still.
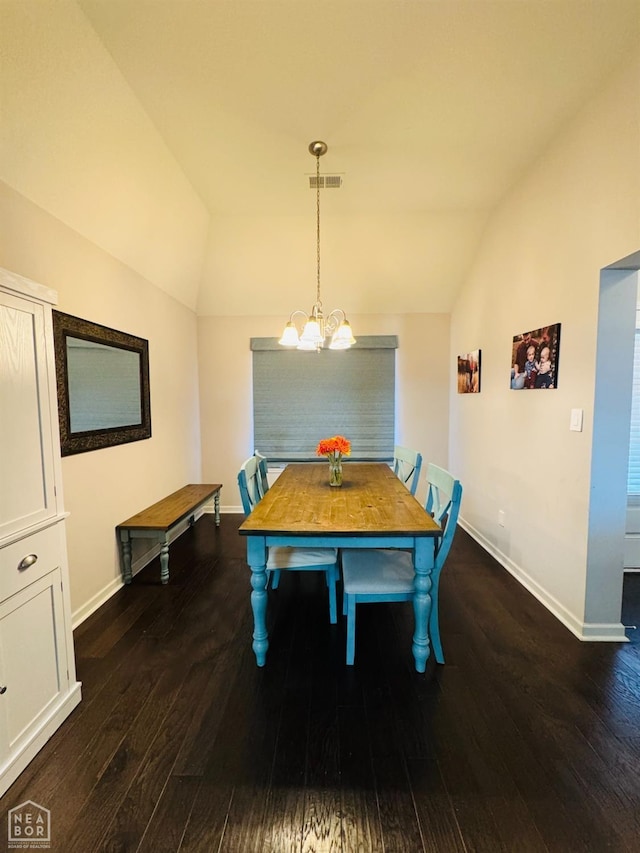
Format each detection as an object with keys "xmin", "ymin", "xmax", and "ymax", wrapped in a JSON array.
[
  {"xmin": 393, "ymin": 445, "xmax": 423, "ymax": 496},
  {"xmin": 341, "ymin": 463, "xmax": 462, "ymax": 665},
  {"xmin": 237, "ymin": 455, "xmax": 339, "ymax": 623},
  {"xmin": 249, "ymin": 449, "xmax": 274, "ymax": 582},
  {"xmin": 254, "ymin": 448, "xmax": 269, "ymax": 499}
]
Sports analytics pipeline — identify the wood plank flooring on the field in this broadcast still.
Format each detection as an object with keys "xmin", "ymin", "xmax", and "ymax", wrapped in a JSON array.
[{"xmin": 1, "ymin": 514, "xmax": 639, "ymax": 852}]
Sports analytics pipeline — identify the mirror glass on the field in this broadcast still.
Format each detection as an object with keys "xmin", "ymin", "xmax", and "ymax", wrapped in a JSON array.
[{"xmin": 53, "ymin": 311, "xmax": 151, "ymax": 456}]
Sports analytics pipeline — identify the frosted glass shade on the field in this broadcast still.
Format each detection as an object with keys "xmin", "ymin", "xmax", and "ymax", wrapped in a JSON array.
[
  {"xmin": 300, "ymin": 318, "xmax": 323, "ymax": 344},
  {"xmin": 329, "ymin": 321, "xmax": 356, "ymax": 349},
  {"xmin": 278, "ymin": 322, "xmax": 300, "ymax": 347}
]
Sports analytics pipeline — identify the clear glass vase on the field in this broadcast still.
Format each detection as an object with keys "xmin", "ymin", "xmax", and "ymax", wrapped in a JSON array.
[{"xmin": 329, "ymin": 455, "xmax": 343, "ymax": 487}]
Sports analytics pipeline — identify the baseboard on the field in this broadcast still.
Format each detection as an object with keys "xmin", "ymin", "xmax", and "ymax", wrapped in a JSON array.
[
  {"xmin": 73, "ymin": 508, "xmax": 213, "ymax": 629},
  {"xmin": 579, "ymin": 622, "xmax": 632, "ymax": 641},
  {"xmin": 73, "ymin": 509, "xmax": 631, "ymax": 642},
  {"xmin": 458, "ymin": 516, "xmax": 629, "ymax": 643},
  {"xmin": 72, "ymin": 576, "xmax": 123, "ymax": 629}
]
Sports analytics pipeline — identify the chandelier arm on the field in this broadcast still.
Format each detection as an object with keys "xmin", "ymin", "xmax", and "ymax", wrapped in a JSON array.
[
  {"xmin": 288, "ymin": 309, "xmax": 310, "ymax": 326},
  {"xmin": 325, "ymin": 308, "xmax": 346, "ymax": 335}
]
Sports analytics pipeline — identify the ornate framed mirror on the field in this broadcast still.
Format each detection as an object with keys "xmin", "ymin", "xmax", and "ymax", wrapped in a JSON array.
[{"xmin": 52, "ymin": 311, "xmax": 151, "ymax": 456}]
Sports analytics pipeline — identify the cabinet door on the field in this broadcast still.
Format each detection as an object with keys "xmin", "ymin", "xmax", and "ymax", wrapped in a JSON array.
[
  {"xmin": 0, "ymin": 570, "xmax": 68, "ymax": 756},
  {"xmin": 0, "ymin": 292, "xmax": 58, "ymax": 539}
]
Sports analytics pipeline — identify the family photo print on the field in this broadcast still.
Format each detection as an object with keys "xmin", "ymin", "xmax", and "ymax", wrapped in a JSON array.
[
  {"xmin": 510, "ymin": 324, "xmax": 561, "ymax": 390},
  {"xmin": 457, "ymin": 349, "xmax": 481, "ymax": 394}
]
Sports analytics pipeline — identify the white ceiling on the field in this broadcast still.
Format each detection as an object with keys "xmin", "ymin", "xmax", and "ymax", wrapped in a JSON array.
[{"xmin": 77, "ymin": 0, "xmax": 640, "ymax": 307}]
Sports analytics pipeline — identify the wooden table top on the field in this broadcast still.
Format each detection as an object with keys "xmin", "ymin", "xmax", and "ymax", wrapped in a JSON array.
[
  {"xmin": 238, "ymin": 463, "xmax": 440, "ymax": 537},
  {"xmin": 117, "ymin": 483, "xmax": 221, "ymax": 531}
]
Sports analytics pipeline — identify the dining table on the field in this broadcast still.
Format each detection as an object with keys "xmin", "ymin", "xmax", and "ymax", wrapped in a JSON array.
[{"xmin": 238, "ymin": 461, "xmax": 442, "ymax": 672}]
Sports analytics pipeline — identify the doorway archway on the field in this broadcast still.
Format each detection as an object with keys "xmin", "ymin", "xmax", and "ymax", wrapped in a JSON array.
[{"xmin": 587, "ymin": 251, "xmax": 640, "ymax": 635}]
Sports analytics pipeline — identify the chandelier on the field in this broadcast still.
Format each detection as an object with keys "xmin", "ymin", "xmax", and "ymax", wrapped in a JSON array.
[{"xmin": 279, "ymin": 141, "xmax": 356, "ymax": 351}]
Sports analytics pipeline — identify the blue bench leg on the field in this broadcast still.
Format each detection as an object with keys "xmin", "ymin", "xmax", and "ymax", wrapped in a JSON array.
[
  {"xmin": 121, "ymin": 532, "xmax": 132, "ymax": 584},
  {"xmin": 160, "ymin": 535, "xmax": 170, "ymax": 584}
]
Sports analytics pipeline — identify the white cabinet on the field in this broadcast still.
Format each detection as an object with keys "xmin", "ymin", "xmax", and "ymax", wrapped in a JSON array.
[{"xmin": 0, "ymin": 267, "xmax": 81, "ymax": 797}]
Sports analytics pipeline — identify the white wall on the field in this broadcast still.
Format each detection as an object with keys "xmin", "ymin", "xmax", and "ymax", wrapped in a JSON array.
[
  {"xmin": 450, "ymin": 54, "xmax": 640, "ymax": 640},
  {"xmin": 0, "ymin": 2, "xmax": 210, "ymax": 622},
  {"xmin": 0, "ymin": 0, "xmax": 209, "ymax": 310},
  {"xmin": 198, "ymin": 212, "xmax": 487, "ymax": 316},
  {"xmin": 0, "ymin": 0, "xmax": 455, "ymax": 626},
  {"xmin": 4, "ymin": 0, "xmax": 638, "ymax": 645},
  {"xmin": 197, "ymin": 312, "xmax": 450, "ymax": 510},
  {"xmin": 0, "ymin": 182, "xmax": 203, "ymax": 621}
]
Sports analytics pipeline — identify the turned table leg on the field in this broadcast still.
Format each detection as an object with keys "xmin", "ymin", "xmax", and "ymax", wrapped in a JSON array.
[
  {"xmin": 412, "ymin": 537, "xmax": 435, "ymax": 673},
  {"xmin": 247, "ymin": 537, "xmax": 268, "ymax": 666}
]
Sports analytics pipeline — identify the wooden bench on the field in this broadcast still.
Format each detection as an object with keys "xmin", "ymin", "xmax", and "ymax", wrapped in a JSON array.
[{"xmin": 117, "ymin": 484, "xmax": 222, "ymax": 584}]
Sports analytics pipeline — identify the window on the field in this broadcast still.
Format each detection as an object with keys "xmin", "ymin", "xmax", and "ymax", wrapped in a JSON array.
[
  {"xmin": 628, "ymin": 328, "xmax": 640, "ymax": 495},
  {"xmin": 252, "ymin": 336, "xmax": 397, "ymax": 462}
]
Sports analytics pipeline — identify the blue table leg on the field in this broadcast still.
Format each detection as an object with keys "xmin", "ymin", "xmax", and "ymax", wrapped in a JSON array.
[
  {"xmin": 247, "ymin": 536, "xmax": 269, "ymax": 666},
  {"xmin": 412, "ymin": 537, "xmax": 434, "ymax": 672}
]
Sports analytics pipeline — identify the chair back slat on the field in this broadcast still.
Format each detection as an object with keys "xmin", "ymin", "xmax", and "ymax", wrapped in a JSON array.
[
  {"xmin": 425, "ymin": 463, "xmax": 463, "ymax": 571},
  {"xmin": 238, "ymin": 455, "xmax": 263, "ymax": 516},
  {"xmin": 254, "ymin": 449, "xmax": 269, "ymax": 499},
  {"xmin": 393, "ymin": 446, "xmax": 423, "ymax": 496}
]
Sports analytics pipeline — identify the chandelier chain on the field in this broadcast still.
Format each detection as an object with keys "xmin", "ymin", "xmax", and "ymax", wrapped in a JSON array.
[
  {"xmin": 277, "ymin": 141, "xmax": 355, "ymax": 351},
  {"xmin": 316, "ymin": 151, "xmax": 321, "ymax": 306}
]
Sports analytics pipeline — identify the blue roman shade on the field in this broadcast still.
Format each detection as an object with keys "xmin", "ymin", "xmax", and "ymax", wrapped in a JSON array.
[{"xmin": 251, "ymin": 336, "xmax": 397, "ymax": 462}]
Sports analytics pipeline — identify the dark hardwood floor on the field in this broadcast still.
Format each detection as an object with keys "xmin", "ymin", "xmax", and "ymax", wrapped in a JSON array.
[{"xmin": 2, "ymin": 514, "xmax": 639, "ymax": 852}]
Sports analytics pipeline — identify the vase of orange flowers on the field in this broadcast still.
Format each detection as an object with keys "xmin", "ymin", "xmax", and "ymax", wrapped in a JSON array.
[{"xmin": 316, "ymin": 435, "xmax": 351, "ymax": 487}]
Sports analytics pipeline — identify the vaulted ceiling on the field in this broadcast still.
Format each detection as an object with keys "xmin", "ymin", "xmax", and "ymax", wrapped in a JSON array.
[{"xmin": 77, "ymin": 0, "xmax": 640, "ymax": 311}]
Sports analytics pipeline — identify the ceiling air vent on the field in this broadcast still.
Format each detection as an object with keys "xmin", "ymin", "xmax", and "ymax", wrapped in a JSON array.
[{"xmin": 309, "ymin": 174, "xmax": 343, "ymax": 189}]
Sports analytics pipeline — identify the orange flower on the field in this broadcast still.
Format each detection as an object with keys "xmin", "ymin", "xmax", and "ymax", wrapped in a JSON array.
[{"xmin": 316, "ymin": 435, "xmax": 351, "ymax": 457}]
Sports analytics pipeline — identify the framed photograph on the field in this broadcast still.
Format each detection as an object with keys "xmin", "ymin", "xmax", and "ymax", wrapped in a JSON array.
[
  {"xmin": 457, "ymin": 349, "xmax": 481, "ymax": 393},
  {"xmin": 510, "ymin": 323, "xmax": 561, "ymax": 390}
]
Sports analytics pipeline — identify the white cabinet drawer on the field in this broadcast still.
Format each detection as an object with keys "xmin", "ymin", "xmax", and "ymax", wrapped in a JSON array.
[{"xmin": 0, "ymin": 524, "xmax": 62, "ymax": 602}]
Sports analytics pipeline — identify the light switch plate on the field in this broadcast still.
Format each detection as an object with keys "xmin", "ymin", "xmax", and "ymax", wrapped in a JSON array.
[{"xmin": 570, "ymin": 408, "xmax": 584, "ymax": 432}]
